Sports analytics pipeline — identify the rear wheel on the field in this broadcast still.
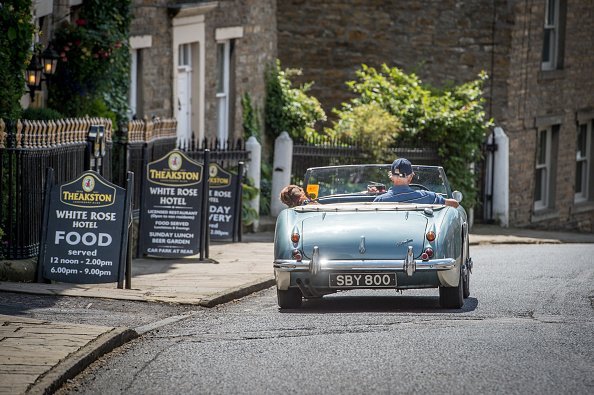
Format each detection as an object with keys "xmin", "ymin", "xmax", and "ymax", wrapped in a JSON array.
[
  {"xmin": 277, "ymin": 288, "xmax": 302, "ymax": 309},
  {"xmin": 439, "ymin": 269, "xmax": 464, "ymax": 309},
  {"xmin": 463, "ymin": 265, "xmax": 470, "ymax": 299}
]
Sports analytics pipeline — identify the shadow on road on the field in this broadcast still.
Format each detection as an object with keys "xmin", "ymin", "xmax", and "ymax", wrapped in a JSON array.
[{"xmin": 281, "ymin": 295, "xmax": 478, "ymax": 314}]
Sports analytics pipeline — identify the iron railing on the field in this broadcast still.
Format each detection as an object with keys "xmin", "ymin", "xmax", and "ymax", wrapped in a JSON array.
[
  {"xmin": 180, "ymin": 136, "xmax": 250, "ymax": 170},
  {"xmin": 0, "ymin": 117, "xmax": 112, "ymax": 259},
  {"xmin": 0, "ymin": 114, "xmax": 251, "ymax": 259},
  {"xmin": 291, "ymin": 136, "xmax": 441, "ymax": 184}
]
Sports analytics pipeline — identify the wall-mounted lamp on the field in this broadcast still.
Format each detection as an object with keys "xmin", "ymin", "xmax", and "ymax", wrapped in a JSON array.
[{"xmin": 25, "ymin": 44, "xmax": 59, "ymax": 101}]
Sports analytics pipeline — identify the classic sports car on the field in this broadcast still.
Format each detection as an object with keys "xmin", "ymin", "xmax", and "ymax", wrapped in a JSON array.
[{"xmin": 273, "ymin": 164, "xmax": 473, "ymax": 309}]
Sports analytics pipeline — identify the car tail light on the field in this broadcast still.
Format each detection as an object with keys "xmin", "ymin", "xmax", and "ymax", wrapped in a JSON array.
[
  {"xmin": 291, "ymin": 226, "xmax": 300, "ymax": 244},
  {"xmin": 426, "ymin": 231, "xmax": 436, "ymax": 242},
  {"xmin": 424, "ymin": 247, "xmax": 434, "ymax": 258},
  {"xmin": 421, "ymin": 252, "xmax": 429, "ymax": 261},
  {"xmin": 292, "ymin": 249, "xmax": 302, "ymax": 261}
]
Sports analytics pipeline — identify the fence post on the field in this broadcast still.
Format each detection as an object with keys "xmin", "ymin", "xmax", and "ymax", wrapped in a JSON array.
[
  {"xmin": 245, "ymin": 136, "xmax": 261, "ymax": 230},
  {"xmin": 271, "ymin": 132, "xmax": 293, "ymax": 217},
  {"xmin": 200, "ymin": 149, "xmax": 210, "ymax": 260}
]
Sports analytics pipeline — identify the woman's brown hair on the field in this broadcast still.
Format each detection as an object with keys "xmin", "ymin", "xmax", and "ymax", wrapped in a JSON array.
[{"xmin": 280, "ymin": 185, "xmax": 306, "ymax": 207}]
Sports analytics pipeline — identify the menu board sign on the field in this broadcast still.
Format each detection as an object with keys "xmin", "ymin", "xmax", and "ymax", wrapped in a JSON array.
[
  {"xmin": 40, "ymin": 171, "xmax": 128, "ymax": 284},
  {"xmin": 138, "ymin": 150, "xmax": 203, "ymax": 257},
  {"xmin": 208, "ymin": 163, "xmax": 238, "ymax": 240}
]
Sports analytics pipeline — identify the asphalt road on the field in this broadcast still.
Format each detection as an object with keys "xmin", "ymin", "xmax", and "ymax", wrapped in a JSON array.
[{"xmin": 36, "ymin": 244, "xmax": 594, "ymax": 394}]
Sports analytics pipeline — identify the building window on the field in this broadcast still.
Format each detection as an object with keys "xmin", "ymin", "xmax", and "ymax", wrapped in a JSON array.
[
  {"xmin": 542, "ymin": 0, "xmax": 564, "ymax": 70},
  {"xmin": 216, "ymin": 40, "xmax": 232, "ymax": 142},
  {"xmin": 534, "ymin": 126, "xmax": 559, "ymax": 210},
  {"xmin": 177, "ymin": 43, "xmax": 193, "ymax": 145},
  {"xmin": 575, "ymin": 121, "xmax": 592, "ymax": 202},
  {"xmin": 129, "ymin": 35, "xmax": 152, "ymax": 120}
]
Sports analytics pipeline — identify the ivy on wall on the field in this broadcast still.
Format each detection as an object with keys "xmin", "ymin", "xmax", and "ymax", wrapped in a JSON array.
[
  {"xmin": 0, "ymin": 0, "xmax": 35, "ymax": 119},
  {"xmin": 48, "ymin": 0, "xmax": 131, "ymax": 125},
  {"xmin": 264, "ymin": 60, "xmax": 326, "ymax": 142}
]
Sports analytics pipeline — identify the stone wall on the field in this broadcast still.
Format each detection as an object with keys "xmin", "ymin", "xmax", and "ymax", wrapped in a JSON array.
[
  {"xmin": 277, "ymin": 0, "xmax": 509, "ymax": 121},
  {"xmin": 130, "ymin": 1, "xmax": 173, "ymax": 118}
]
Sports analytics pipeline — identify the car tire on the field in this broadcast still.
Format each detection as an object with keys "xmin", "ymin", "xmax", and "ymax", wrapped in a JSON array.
[
  {"xmin": 463, "ymin": 264, "xmax": 470, "ymax": 299},
  {"xmin": 277, "ymin": 288, "xmax": 302, "ymax": 309},
  {"xmin": 439, "ymin": 269, "xmax": 464, "ymax": 309}
]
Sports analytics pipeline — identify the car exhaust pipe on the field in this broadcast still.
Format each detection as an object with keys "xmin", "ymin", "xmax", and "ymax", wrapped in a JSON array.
[{"xmin": 296, "ymin": 278, "xmax": 320, "ymax": 298}]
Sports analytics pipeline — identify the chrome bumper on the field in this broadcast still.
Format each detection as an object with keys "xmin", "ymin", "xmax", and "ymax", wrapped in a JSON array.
[{"xmin": 273, "ymin": 257, "xmax": 456, "ymax": 274}]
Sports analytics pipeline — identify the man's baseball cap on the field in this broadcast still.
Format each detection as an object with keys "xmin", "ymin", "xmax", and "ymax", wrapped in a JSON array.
[{"xmin": 391, "ymin": 158, "xmax": 413, "ymax": 177}]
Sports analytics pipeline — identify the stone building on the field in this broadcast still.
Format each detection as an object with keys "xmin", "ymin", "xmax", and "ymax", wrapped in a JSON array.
[
  {"xmin": 277, "ymin": 0, "xmax": 594, "ymax": 232},
  {"xmin": 29, "ymin": 0, "xmax": 277, "ymax": 146},
  {"xmin": 129, "ymin": 0, "xmax": 277, "ymax": 145}
]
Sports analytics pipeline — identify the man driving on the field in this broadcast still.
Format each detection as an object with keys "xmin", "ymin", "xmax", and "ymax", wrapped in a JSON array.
[{"xmin": 373, "ymin": 158, "xmax": 460, "ymax": 208}]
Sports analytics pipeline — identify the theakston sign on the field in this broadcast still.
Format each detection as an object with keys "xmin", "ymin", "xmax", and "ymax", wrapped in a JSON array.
[
  {"xmin": 40, "ymin": 171, "xmax": 128, "ymax": 284},
  {"xmin": 139, "ymin": 150, "xmax": 203, "ymax": 257},
  {"xmin": 208, "ymin": 163, "xmax": 239, "ymax": 240}
]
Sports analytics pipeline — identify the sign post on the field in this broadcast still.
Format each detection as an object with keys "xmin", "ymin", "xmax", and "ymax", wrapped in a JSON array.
[
  {"xmin": 208, "ymin": 162, "xmax": 242, "ymax": 241},
  {"xmin": 138, "ymin": 149, "xmax": 203, "ymax": 257},
  {"xmin": 37, "ymin": 169, "xmax": 132, "ymax": 287}
]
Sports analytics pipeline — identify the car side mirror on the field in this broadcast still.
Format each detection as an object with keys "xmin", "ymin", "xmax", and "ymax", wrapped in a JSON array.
[{"xmin": 452, "ymin": 190, "xmax": 463, "ymax": 203}]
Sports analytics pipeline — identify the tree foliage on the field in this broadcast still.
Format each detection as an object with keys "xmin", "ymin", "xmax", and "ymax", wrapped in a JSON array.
[
  {"xmin": 241, "ymin": 93, "xmax": 261, "ymax": 141},
  {"xmin": 330, "ymin": 64, "xmax": 492, "ymax": 207},
  {"xmin": 327, "ymin": 101, "xmax": 402, "ymax": 163},
  {"xmin": 265, "ymin": 60, "xmax": 326, "ymax": 142},
  {"xmin": 48, "ymin": 0, "xmax": 131, "ymax": 125},
  {"xmin": 0, "ymin": 0, "xmax": 35, "ymax": 119}
]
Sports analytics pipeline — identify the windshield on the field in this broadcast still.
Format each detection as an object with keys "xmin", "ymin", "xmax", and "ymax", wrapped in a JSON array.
[{"xmin": 303, "ymin": 164, "xmax": 451, "ymax": 200}]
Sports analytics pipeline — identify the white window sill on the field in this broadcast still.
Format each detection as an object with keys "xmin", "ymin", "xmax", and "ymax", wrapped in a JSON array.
[
  {"xmin": 572, "ymin": 201, "xmax": 594, "ymax": 214},
  {"xmin": 531, "ymin": 209, "xmax": 559, "ymax": 223},
  {"xmin": 537, "ymin": 69, "xmax": 565, "ymax": 81}
]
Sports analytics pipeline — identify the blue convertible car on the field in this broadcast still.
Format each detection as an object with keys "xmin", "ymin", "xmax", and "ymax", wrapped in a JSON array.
[{"xmin": 273, "ymin": 164, "xmax": 473, "ymax": 309}]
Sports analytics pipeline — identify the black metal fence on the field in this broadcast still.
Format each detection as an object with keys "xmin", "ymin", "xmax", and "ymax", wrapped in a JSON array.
[
  {"xmin": 0, "ymin": 115, "xmax": 251, "ymax": 259},
  {"xmin": 0, "ymin": 118, "xmax": 112, "ymax": 259},
  {"xmin": 180, "ymin": 137, "xmax": 250, "ymax": 170},
  {"xmin": 291, "ymin": 136, "xmax": 441, "ymax": 184}
]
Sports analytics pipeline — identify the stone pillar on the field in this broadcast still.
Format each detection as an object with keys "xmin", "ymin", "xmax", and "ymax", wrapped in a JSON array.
[
  {"xmin": 271, "ymin": 132, "xmax": 293, "ymax": 217},
  {"xmin": 245, "ymin": 136, "xmax": 261, "ymax": 230}
]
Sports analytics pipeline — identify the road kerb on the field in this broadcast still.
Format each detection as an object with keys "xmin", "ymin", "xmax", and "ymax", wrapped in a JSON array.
[
  {"xmin": 27, "ymin": 327, "xmax": 138, "ymax": 395},
  {"xmin": 199, "ymin": 277, "xmax": 275, "ymax": 308}
]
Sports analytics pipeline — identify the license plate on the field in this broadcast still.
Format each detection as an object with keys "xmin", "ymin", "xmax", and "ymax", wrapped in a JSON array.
[{"xmin": 329, "ymin": 273, "xmax": 396, "ymax": 288}]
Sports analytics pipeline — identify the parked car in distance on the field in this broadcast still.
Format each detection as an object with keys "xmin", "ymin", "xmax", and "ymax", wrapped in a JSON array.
[{"xmin": 273, "ymin": 164, "xmax": 472, "ymax": 309}]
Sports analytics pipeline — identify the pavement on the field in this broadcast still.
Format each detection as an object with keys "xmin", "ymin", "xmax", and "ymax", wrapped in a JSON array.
[{"xmin": 1, "ymin": 224, "xmax": 593, "ymax": 394}]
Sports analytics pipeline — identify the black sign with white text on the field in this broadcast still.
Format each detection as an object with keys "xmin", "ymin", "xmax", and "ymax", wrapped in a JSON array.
[
  {"xmin": 139, "ymin": 150, "xmax": 203, "ymax": 257},
  {"xmin": 41, "ymin": 171, "xmax": 127, "ymax": 283},
  {"xmin": 208, "ymin": 163, "xmax": 237, "ymax": 240}
]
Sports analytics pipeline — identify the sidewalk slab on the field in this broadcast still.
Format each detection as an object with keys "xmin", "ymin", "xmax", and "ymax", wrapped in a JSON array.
[
  {"xmin": 0, "ymin": 315, "xmax": 136, "ymax": 395},
  {"xmin": 0, "ymin": 238, "xmax": 275, "ymax": 306}
]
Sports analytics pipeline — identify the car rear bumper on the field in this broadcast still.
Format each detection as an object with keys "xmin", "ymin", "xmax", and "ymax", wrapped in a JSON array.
[
  {"xmin": 274, "ymin": 257, "xmax": 458, "ymax": 292},
  {"xmin": 273, "ymin": 258, "xmax": 456, "ymax": 272}
]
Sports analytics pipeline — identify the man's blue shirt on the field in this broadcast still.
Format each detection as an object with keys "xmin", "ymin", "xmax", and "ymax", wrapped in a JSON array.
[{"xmin": 373, "ymin": 185, "xmax": 446, "ymax": 204}]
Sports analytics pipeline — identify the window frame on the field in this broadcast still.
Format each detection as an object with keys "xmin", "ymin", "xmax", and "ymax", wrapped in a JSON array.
[
  {"xmin": 534, "ymin": 127, "xmax": 553, "ymax": 210},
  {"xmin": 216, "ymin": 40, "xmax": 231, "ymax": 142},
  {"xmin": 575, "ymin": 121, "xmax": 592, "ymax": 203},
  {"xmin": 541, "ymin": 0, "xmax": 560, "ymax": 71}
]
